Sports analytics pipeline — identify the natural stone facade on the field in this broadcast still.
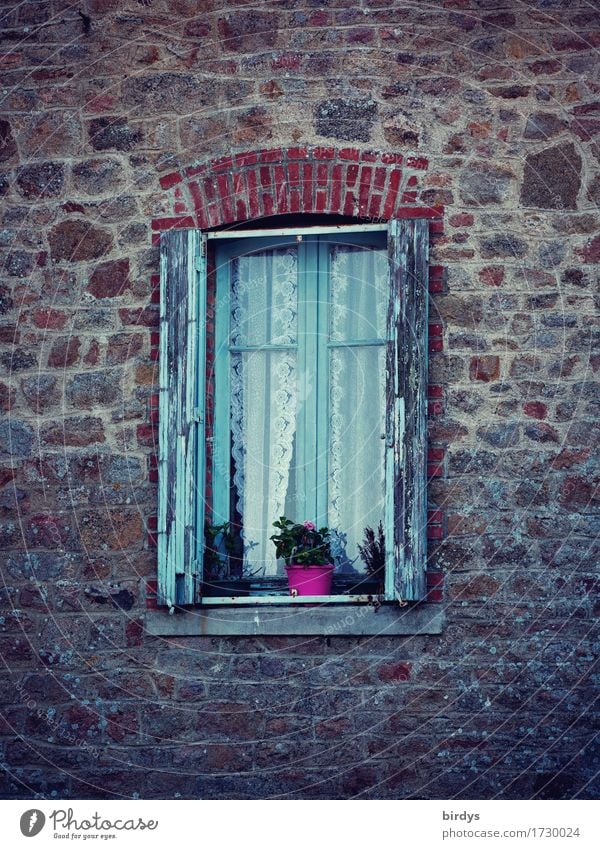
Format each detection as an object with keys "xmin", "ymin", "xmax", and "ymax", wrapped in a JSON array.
[{"xmin": 0, "ymin": 0, "xmax": 598, "ymax": 799}]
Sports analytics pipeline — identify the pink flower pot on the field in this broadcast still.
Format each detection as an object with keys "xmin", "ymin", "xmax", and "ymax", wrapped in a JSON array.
[{"xmin": 285, "ymin": 564, "xmax": 335, "ymax": 596}]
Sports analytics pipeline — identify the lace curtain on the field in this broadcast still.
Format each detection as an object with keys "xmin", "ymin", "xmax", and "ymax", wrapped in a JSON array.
[
  {"xmin": 228, "ymin": 242, "xmax": 387, "ymax": 578},
  {"xmin": 230, "ymin": 248, "xmax": 298, "ymax": 576},
  {"xmin": 328, "ymin": 245, "xmax": 388, "ymax": 573}
]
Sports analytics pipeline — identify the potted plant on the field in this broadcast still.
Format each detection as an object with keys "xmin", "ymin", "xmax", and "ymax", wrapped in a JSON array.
[
  {"xmin": 204, "ymin": 521, "xmax": 237, "ymax": 581},
  {"xmin": 358, "ymin": 521, "xmax": 386, "ymax": 592},
  {"xmin": 270, "ymin": 517, "xmax": 335, "ymax": 596}
]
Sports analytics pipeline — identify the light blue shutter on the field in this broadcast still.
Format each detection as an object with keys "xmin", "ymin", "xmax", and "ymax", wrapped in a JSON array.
[
  {"xmin": 385, "ymin": 218, "xmax": 429, "ymax": 601},
  {"xmin": 158, "ymin": 229, "xmax": 206, "ymax": 607}
]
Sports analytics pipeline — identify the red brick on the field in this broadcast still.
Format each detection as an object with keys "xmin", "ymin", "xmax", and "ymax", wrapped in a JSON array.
[
  {"xmin": 339, "ymin": 148, "xmax": 360, "ymax": 161},
  {"xmin": 151, "ymin": 216, "xmax": 195, "ymax": 231},
  {"xmin": 210, "ymin": 155, "xmax": 234, "ymax": 172},
  {"xmin": 382, "ymin": 169, "xmax": 401, "ymax": 218},
  {"xmin": 381, "ymin": 152, "xmax": 403, "ymax": 164},
  {"xmin": 302, "ymin": 162, "xmax": 313, "ymax": 212},
  {"xmin": 287, "ymin": 146, "xmax": 309, "ymax": 159},
  {"xmin": 159, "ymin": 172, "xmax": 183, "ymax": 190},
  {"xmin": 313, "ymin": 146, "xmax": 335, "ymax": 160},
  {"xmin": 259, "ymin": 148, "xmax": 282, "ymax": 163}
]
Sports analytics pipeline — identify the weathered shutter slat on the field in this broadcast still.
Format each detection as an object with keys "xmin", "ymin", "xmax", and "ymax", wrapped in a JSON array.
[
  {"xmin": 158, "ymin": 229, "xmax": 206, "ymax": 607},
  {"xmin": 386, "ymin": 218, "xmax": 429, "ymax": 601}
]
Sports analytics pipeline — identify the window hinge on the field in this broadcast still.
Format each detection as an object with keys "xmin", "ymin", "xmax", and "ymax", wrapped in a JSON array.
[{"xmin": 192, "ymin": 408, "xmax": 204, "ymax": 423}]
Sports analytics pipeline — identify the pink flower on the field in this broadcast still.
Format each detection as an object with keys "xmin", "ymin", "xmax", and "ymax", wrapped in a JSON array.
[{"xmin": 303, "ymin": 521, "xmax": 316, "ymax": 531}]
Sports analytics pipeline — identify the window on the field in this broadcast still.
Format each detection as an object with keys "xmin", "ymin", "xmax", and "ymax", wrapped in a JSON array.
[{"xmin": 157, "ymin": 219, "xmax": 429, "ymax": 610}]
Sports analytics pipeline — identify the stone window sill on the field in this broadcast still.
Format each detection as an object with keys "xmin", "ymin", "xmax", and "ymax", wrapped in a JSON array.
[{"xmin": 145, "ymin": 602, "xmax": 444, "ymax": 637}]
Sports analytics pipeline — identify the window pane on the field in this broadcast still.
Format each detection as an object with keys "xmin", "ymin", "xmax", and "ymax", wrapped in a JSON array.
[
  {"xmin": 231, "ymin": 247, "xmax": 298, "ymax": 346},
  {"xmin": 231, "ymin": 350, "xmax": 298, "ymax": 576},
  {"xmin": 329, "ymin": 345, "xmax": 386, "ymax": 574},
  {"xmin": 329, "ymin": 245, "xmax": 388, "ymax": 342}
]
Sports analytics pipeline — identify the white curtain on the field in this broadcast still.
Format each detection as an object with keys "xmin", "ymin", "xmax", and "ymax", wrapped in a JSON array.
[
  {"xmin": 328, "ymin": 245, "xmax": 388, "ymax": 573},
  {"xmin": 230, "ymin": 248, "xmax": 298, "ymax": 576}
]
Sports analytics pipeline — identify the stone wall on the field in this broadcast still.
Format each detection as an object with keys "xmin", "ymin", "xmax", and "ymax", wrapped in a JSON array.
[{"xmin": 0, "ymin": 0, "xmax": 598, "ymax": 799}]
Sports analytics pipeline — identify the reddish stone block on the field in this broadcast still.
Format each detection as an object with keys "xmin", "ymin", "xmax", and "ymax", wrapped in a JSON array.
[
  {"xmin": 31, "ymin": 308, "xmax": 68, "ymax": 330},
  {"xmin": 470, "ymin": 355, "xmax": 500, "ymax": 382},
  {"xmin": 428, "ymin": 447, "xmax": 445, "ymax": 462},
  {"xmin": 479, "ymin": 266, "xmax": 505, "ymax": 287},
  {"xmin": 427, "ymin": 463, "xmax": 444, "ymax": 478},
  {"xmin": 429, "ymin": 339, "xmax": 444, "ymax": 353},
  {"xmin": 449, "ymin": 212, "xmax": 474, "ymax": 227},
  {"xmin": 378, "ymin": 662, "xmax": 412, "ymax": 682},
  {"xmin": 119, "ymin": 307, "xmax": 159, "ymax": 328},
  {"xmin": 523, "ymin": 401, "xmax": 548, "ymax": 420},
  {"xmin": 48, "ymin": 336, "xmax": 81, "ymax": 368},
  {"xmin": 339, "ymin": 148, "xmax": 360, "ymax": 161},
  {"xmin": 428, "ymin": 384, "xmax": 443, "ymax": 398},
  {"xmin": 87, "ymin": 259, "xmax": 129, "ymax": 298}
]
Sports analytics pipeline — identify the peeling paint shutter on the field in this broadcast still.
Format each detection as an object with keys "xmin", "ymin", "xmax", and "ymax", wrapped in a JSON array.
[
  {"xmin": 158, "ymin": 229, "xmax": 206, "ymax": 607},
  {"xmin": 386, "ymin": 218, "xmax": 429, "ymax": 601}
]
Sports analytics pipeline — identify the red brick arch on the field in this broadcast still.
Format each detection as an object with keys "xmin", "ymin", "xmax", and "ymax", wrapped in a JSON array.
[
  {"xmin": 151, "ymin": 145, "xmax": 442, "ymax": 234},
  {"xmin": 147, "ymin": 146, "xmax": 447, "ymax": 599}
]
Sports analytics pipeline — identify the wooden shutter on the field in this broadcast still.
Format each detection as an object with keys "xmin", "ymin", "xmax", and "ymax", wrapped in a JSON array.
[
  {"xmin": 158, "ymin": 229, "xmax": 206, "ymax": 608},
  {"xmin": 385, "ymin": 218, "xmax": 429, "ymax": 601}
]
